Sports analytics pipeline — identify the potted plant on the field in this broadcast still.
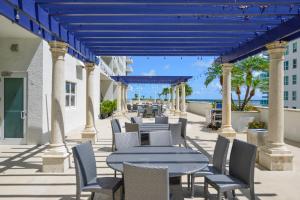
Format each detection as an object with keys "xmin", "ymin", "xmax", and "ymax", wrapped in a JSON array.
[{"xmin": 247, "ymin": 121, "xmax": 268, "ymax": 162}]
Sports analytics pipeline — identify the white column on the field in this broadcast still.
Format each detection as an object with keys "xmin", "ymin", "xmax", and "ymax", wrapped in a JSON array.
[
  {"xmin": 81, "ymin": 62, "xmax": 97, "ymax": 144},
  {"xmin": 171, "ymin": 86, "xmax": 175, "ymax": 111},
  {"xmin": 180, "ymin": 82, "xmax": 186, "ymax": 113},
  {"xmin": 175, "ymin": 85, "xmax": 180, "ymax": 113},
  {"xmin": 42, "ymin": 41, "xmax": 69, "ymax": 172},
  {"xmin": 259, "ymin": 41, "xmax": 293, "ymax": 171},
  {"xmin": 116, "ymin": 82, "xmax": 122, "ymax": 115},
  {"xmin": 219, "ymin": 63, "xmax": 236, "ymax": 139},
  {"xmin": 125, "ymin": 85, "xmax": 128, "ymax": 111}
]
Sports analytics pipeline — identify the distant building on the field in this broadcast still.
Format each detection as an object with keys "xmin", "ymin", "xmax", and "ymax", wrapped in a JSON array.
[{"xmin": 283, "ymin": 39, "xmax": 300, "ymax": 109}]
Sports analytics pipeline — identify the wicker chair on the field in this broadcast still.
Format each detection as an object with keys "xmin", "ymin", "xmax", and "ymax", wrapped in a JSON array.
[
  {"xmin": 123, "ymin": 162, "xmax": 170, "ymax": 200},
  {"xmin": 72, "ymin": 142, "xmax": 122, "ymax": 200},
  {"xmin": 111, "ymin": 119, "xmax": 122, "ymax": 151},
  {"xmin": 155, "ymin": 116, "xmax": 169, "ymax": 124},
  {"xmin": 114, "ymin": 132, "xmax": 140, "ymax": 151},
  {"xmin": 149, "ymin": 130, "xmax": 172, "ymax": 146},
  {"xmin": 204, "ymin": 139, "xmax": 257, "ymax": 200}
]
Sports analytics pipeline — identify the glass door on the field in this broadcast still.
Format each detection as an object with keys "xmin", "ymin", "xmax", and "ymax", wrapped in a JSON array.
[{"xmin": 0, "ymin": 74, "xmax": 27, "ymax": 144}]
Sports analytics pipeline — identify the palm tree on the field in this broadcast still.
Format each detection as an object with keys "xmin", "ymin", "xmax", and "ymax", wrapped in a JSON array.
[
  {"xmin": 179, "ymin": 83, "xmax": 193, "ymax": 97},
  {"xmin": 161, "ymin": 87, "xmax": 170, "ymax": 100},
  {"xmin": 204, "ymin": 56, "xmax": 269, "ymax": 111}
]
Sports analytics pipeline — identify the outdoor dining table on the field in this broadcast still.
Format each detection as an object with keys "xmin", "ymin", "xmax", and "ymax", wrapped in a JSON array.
[{"xmin": 106, "ymin": 146, "xmax": 209, "ymax": 177}]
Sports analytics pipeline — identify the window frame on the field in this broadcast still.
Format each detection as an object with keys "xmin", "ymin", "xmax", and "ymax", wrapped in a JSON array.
[
  {"xmin": 293, "ymin": 58, "xmax": 297, "ymax": 69},
  {"xmin": 65, "ymin": 81, "xmax": 77, "ymax": 108},
  {"xmin": 292, "ymin": 91, "xmax": 297, "ymax": 101},
  {"xmin": 284, "ymin": 91, "xmax": 289, "ymax": 101},
  {"xmin": 284, "ymin": 60, "xmax": 289, "ymax": 70},
  {"xmin": 293, "ymin": 42, "xmax": 297, "ymax": 53},
  {"xmin": 292, "ymin": 75, "xmax": 297, "ymax": 85},
  {"xmin": 284, "ymin": 76, "xmax": 289, "ymax": 85}
]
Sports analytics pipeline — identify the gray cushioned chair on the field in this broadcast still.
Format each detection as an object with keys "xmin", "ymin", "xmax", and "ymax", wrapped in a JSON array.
[
  {"xmin": 114, "ymin": 132, "xmax": 140, "ymax": 151},
  {"xmin": 190, "ymin": 135, "xmax": 230, "ymax": 197},
  {"xmin": 204, "ymin": 139, "xmax": 257, "ymax": 200},
  {"xmin": 169, "ymin": 123, "xmax": 184, "ymax": 146},
  {"xmin": 178, "ymin": 118, "xmax": 187, "ymax": 146},
  {"xmin": 72, "ymin": 142, "xmax": 122, "ymax": 200},
  {"xmin": 149, "ymin": 130, "xmax": 172, "ymax": 146},
  {"xmin": 155, "ymin": 116, "xmax": 169, "ymax": 124},
  {"xmin": 123, "ymin": 162, "xmax": 170, "ymax": 200},
  {"xmin": 111, "ymin": 119, "xmax": 122, "ymax": 151},
  {"xmin": 125, "ymin": 122, "xmax": 140, "ymax": 133}
]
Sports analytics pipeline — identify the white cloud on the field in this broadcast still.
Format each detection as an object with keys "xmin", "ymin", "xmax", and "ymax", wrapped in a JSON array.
[
  {"xmin": 142, "ymin": 69, "xmax": 156, "ymax": 76},
  {"xmin": 164, "ymin": 64, "xmax": 170, "ymax": 70}
]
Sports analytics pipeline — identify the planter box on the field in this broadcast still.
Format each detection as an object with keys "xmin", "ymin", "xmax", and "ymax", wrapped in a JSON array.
[
  {"xmin": 232, "ymin": 111, "xmax": 260, "ymax": 132},
  {"xmin": 247, "ymin": 129, "xmax": 268, "ymax": 162}
]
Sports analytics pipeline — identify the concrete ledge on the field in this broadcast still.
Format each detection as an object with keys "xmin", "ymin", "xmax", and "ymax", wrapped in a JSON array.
[{"xmin": 218, "ymin": 126, "xmax": 236, "ymax": 140}]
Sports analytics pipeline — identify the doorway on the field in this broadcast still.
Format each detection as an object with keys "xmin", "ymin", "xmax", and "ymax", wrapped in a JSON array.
[{"xmin": 0, "ymin": 72, "xmax": 27, "ymax": 144}]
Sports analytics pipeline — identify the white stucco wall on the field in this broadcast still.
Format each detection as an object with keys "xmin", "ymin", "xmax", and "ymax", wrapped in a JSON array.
[
  {"xmin": 256, "ymin": 106, "xmax": 300, "ymax": 142},
  {"xmin": 0, "ymin": 37, "xmax": 44, "ymax": 144},
  {"xmin": 187, "ymin": 101, "xmax": 212, "ymax": 117},
  {"xmin": 187, "ymin": 102, "xmax": 300, "ymax": 143},
  {"xmin": 101, "ymin": 79, "xmax": 114, "ymax": 101}
]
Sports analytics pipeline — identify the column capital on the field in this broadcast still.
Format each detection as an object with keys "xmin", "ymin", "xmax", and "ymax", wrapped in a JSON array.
[
  {"xmin": 266, "ymin": 41, "xmax": 287, "ymax": 53},
  {"xmin": 48, "ymin": 41, "xmax": 68, "ymax": 56},
  {"xmin": 180, "ymin": 82, "xmax": 186, "ymax": 86},
  {"xmin": 221, "ymin": 63, "xmax": 234, "ymax": 70},
  {"xmin": 84, "ymin": 62, "xmax": 95, "ymax": 71}
]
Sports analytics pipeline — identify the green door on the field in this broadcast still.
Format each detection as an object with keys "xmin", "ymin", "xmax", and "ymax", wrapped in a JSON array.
[{"xmin": 4, "ymin": 78, "xmax": 24, "ymax": 138}]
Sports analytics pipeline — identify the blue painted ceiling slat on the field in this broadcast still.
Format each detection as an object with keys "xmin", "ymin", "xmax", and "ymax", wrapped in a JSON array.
[
  {"xmin": 66, "ymin": 24, "xmax": 271, "ymax": 32},
  {"xmin": 111, "ymin": 76, "xmax": 193, "ymax": 85},
  {"xmin": 34, "ymin": 0, "xmax": 300, "ymax": 5},
  {"xmin": 46, "ymin": 5, "xmax": 300, "ymax": 16},
  {"xmin": 220, "ymin": 15, "xmax": 300, "ymax": 63},
  {"xmin": 57, "ymin": 16, "xmax": 285, "ymax": 25}
]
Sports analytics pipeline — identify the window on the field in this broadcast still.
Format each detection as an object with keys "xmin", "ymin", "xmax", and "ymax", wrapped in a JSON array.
[
  {"xmin": 66, "ymin": 81, "xmax": 76, "ymax": 107},
  {"xmin": 293, "ymin": 59, "xmax": 297, "ymax": 68},
  {"xmin": 292, "ymin": 91, "xmax": 297, "ymax": 101},
  {"xmin": 292, "ymin": 75, "xmax": 297, "ymax": 85},
  {"xmin": 284, "ymin": 76, "xmax": 289, "ymax": 85},
  {"xmin": 285, "ymin": 46, "xmax": 289, "ymax": 55},
  {"xmin": 284, "ymin": 61, "xmax": 289, "ymax": 70},
  {"xmin": 293, "ymin": 42, "xmax": 297, "ymax": 53},
  {"xmin": 284, "ymin": 91, "xmax": 289, "ymax": 101},
  {"xmin": 292, "ymin": 107, "xmax": 297, "ymax": 109}
]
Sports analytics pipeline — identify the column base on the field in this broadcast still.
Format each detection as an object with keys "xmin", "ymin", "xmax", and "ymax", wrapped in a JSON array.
[
  {"xmin": 81, "ymin": 127, "xmax": 97, "ymax": 144},
  {"xmin": 218, "ymin": 126, "xmax": 236, "ymax": 140},
  {"xmin": 42, "ymin": 145, "xmax": 70, "ymax": 173},
  {"xmin": 259, "ymin": 144, "xmax": 293, "ymax": 171},
  {"xmin": 180, "ymin": 112, "xmax": 187, "ymax": 118}
]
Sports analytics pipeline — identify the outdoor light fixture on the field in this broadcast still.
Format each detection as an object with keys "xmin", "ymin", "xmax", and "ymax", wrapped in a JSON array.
[{"xmin": 15, "ymin": 11, "xmax": 20, "ymax": 20}]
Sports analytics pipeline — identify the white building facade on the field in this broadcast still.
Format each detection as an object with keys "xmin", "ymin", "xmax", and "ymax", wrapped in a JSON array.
[
  {"xmin": 283, "ymin": 38, "xmax": 300, "ymax": 109},
  {"xmin": 0, "ymin": 16, "xmax": 132, "ymax": 145}
]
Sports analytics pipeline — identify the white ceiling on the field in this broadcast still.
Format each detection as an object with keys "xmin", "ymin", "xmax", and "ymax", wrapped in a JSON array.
[{"xmin": 0, "ymin": 16, "xmax": 37, "ymax": 38}]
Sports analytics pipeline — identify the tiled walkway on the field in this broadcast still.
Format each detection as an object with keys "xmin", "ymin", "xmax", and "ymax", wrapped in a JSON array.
[{"xmin": 0, "ymin": 112, "xmax": 299, "ymax": 199}]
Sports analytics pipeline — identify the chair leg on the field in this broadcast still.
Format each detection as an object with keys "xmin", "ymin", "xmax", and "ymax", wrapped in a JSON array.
[
  {"xmin": 204, "ymin": 179, "xmax": 208, "ymax": 200},
  {"xmin": 191, "ymin": 174, "xmax": 195, "ymax": 198},
  {"xmin": 76, "ymin": 190, "xmax": 81, "ymax": 200},
  {"xmin": 232, "ymin": 190, "xmax": 236, "ymax": 198},
  {"xmin": 90, "ymin": 192, "xmax": 95, "ymax": 200},
  {"xmin": 250, "ymin": 187, "xmax": 256, "ymax": 200},
  {"xmin": 217, "ymin": 191, "xmax": 222, "ymax": 200},
  {"xmin": 114, "ymin": 170, "xmax": 117, "ymax": 177}
]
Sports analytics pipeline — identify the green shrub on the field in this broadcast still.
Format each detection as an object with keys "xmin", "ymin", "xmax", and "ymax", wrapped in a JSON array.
[
  {"xmin": 100, "ymin": 99, "xmax": 116, "ymax": 118},
  {"xmin": 248, "ymin": 121, "xmax": 267, "ymax": 129}
]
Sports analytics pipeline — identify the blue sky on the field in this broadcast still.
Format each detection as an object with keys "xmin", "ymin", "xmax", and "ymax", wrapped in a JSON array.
[{"xmin": 127, "ymin": 56, "xmax": 262, "ymax": 100}]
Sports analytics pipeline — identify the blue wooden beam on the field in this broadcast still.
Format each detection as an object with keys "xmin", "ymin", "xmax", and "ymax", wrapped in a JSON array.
[
  {"xmin": 44, "ymin": 5, "xmax": 300, "ymax": 17},
  {"xmin": 220, "ymin": 16, "xmax": 300, "ymax": 63},
  {"xmin": 35, "ymin": 0, "xmax": 300, "ymax": 6},
  {"xmin": 67, "ymin": 24, "xmax": 271, "ymax": 32}
]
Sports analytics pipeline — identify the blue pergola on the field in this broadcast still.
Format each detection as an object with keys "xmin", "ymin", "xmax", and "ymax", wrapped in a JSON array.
[
  {"xmin": 111, "ymin": 76, "xmax": 192, "ymax": 85},
  {"xmin": 2, "ymin": 0, "xmax": 300, "ymax": 63}
]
